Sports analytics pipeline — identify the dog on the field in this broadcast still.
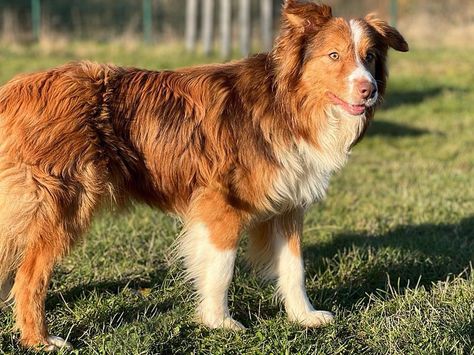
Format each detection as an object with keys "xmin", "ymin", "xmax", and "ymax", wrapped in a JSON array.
[{"xmin": 0, "ymin": 0, "xmax": 408, "ymax": 350}]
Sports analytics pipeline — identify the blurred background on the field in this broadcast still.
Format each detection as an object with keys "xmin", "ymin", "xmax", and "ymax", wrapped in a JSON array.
[{"xmin": 0, "ymin": 0, "xmax": 473, "ymax": 56}]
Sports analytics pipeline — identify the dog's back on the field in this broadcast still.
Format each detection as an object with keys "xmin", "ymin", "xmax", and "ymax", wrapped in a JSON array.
[{"xmin": 0, "ymin": 62, "xmax": 117, "ymax": 175}]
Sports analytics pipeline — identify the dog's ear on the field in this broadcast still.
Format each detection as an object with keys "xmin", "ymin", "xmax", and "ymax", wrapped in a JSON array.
[
  {"xmin": 365, "ymin": 13, "xmax": 409, "ymax": 52},
  {"xmin": 283, "ymin": 0, "xmax": 332, "ymax": 33}
]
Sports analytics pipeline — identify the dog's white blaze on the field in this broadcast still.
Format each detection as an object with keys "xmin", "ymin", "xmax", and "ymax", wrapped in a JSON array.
[
  {"xmin": 176, "ymin": 221, "xmax": 244, "ymax": 329},
  {"xmin": 349, "ymin": 19, "xmax": 378, "ymax": 102}
]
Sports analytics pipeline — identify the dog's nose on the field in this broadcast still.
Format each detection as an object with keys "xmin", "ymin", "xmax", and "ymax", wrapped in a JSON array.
[{"xmin": 357, "ymin": 81, "xmax": 377, "ymax": 100}]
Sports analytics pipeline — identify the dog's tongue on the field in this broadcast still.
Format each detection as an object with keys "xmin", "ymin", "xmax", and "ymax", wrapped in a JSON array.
[{"xmin": 328, "ymin": 93, "xmax": 366, "ymax": 116}]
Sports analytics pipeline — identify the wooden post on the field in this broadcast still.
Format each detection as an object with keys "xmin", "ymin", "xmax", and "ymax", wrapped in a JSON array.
[
  {"xmin": 220, "ymin": 0, "xmax": 231, "ymax": 59},
  {"xmin": 202, "ymin": 0, "xmax": 214, "ymax": 56},
  {"xmin": 142, "ymin": 0, "xmax": 152, "ymax": 43},
  {"xmin": 31, "ymin": 0, "xmax": 41, "ymax": 42},
  {"xmin": 390, "ymin": 0, "xmax": 398, "ymax": 27},
  {"xmin": 261, "ymin": 0, "xmax": 273, "ymax": 52},
  {"xmin": 239, "ymin": 0, "xmax": 250, "ymax": 57},
  {"xmin": 185, "ymin": 0, "xmax": 198, "ymax": 52}
]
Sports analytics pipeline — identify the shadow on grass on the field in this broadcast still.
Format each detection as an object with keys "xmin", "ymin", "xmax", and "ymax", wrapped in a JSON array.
[
  {"xmin": 366, "ymin": 120, "xmax": 430, "ymax": 137},
  {"xmin": 364, "ymin": 85, "xmax": 467, "ymax": 138},
  {"xmin": 47, "ymin": 267, "xmax": 169, "ymax": 307},
  {"xmin": 304, "ymin": 216, "xmax": 474, "ymax": 309},
  {"xmin": 46, "ymin": 267, "xmax": 175, "ymax": 347},
  {"xmin": 382, "ymin": 86, "xmax": 444, "ymax": 109},
  {"xmin": 382, "ymin": 86, "xmax": 467, "ymax": 110}
]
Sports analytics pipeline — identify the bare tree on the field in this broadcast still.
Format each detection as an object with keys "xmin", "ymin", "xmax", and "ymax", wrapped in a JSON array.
[
  {"xmin": 185, "ymin": 0, "xmax": 198, "ymax": 52},
  {"xmin": 202, "ymin": 0, "xmax": 214, "ymax": 56},
  {"xmin": 261, "ymin": 0, "xmax": 273, "ymax": 52},
  {"xmin": 220, "ymin": 0, "xmax": 231, "ymax": 59},
  {"xmin": 239, "ymin": 0, "xmax": 250, "ymax": 57}
]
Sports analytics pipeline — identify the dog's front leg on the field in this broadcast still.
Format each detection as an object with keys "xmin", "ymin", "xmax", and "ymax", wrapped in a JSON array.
[
  {"xmin": 177, "ymin": 189, "xmax": 246, "ymax": 330},
  {"xmin": 248, "ymin": 208, "xmax": 334, "ymax": 327}
]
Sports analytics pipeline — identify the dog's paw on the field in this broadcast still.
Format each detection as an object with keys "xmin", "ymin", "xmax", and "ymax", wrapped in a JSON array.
[
  {"xmin": 220, "ymin": 317, "xmax": 246, "ymax": 331},
  {"xmin": 43, "ymin": 336, "xmax": 73, "ymax": 352},
  {"xmin": 197, "ymin": 312, "xmax": 246, "ymax": 331},
  {"xmin": 291, "ymin": 310, "xmax": 334, "ymax": 328}
]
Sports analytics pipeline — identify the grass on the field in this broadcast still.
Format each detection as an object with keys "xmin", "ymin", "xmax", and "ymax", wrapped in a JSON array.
[{"xmin": 0, "ymin": 42, "xmax": 473, "ymax": 354}]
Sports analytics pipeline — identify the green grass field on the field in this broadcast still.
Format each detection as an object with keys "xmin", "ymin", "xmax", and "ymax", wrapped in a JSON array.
[{"xmin": 0, "ymin": 43, "xmax": 473, "ymax": 354}]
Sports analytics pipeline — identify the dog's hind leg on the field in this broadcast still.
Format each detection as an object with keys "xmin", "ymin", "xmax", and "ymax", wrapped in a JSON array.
[
  {"xmin": 0, "ymin": 161, "xmax": 98, "ymax": 350},
  {"xmin": 248, "ymin": 208, "xmax": 334, "ymax": 327},
  {"xmin": 176, "ymin": 189, "xmax": 247, "ymax": 330},
  {"xmin": 0, "ymin": 274, "xmax": 14, "ymax": 308},
  {"xmin": 11, "ymin": 227, "xmax": 73, "ymax": 351},
  {"xmin": 10, "ymin": 179, "xmax": 101, "ymax": 351}
]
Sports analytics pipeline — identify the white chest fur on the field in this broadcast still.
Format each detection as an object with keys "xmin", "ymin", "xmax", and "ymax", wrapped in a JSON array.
[{"xmin": 269, "ymin": 110, "xmax": 367, "ymax": 211}]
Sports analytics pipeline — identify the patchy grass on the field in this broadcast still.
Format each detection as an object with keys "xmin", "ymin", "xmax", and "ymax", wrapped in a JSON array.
[{"xmin": 0, "ymin": 43, "xmax": 473, "ymax": 354}]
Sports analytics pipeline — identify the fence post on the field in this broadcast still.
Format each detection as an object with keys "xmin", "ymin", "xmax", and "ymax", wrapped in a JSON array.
[
  {"xmin": 390, "ymin": 0, "xmax": 398, "ymax": 27},
  {"xmin": 261, "ymin": 0, "xmax": 272, "ymax": 52},
  {"xmin": 220, "ymin": 0, "xmax": 231, "ymax": 59},
  {"xmin": 31, "ymin": 0, "xmax": 41, "ymax": 42},
  {"xmin": 143, "ymin": 0, "xmax": 152, "ymax": 44},
  {"xmin": 185, "ymin": 0, "xmax": 198, "ymax": 52},
  {"xmin": 239, "ymin": 0, "xmax": 250, "ymax": 57},
  {"xmin": 202, "ymin": 0, "xmax": 214, "ymax": 56}
]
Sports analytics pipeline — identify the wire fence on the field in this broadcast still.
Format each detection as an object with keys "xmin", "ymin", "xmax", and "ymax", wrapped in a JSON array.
[{"xmin": 0, "ymin": 0, "xmax": 472, "ymax": 52}]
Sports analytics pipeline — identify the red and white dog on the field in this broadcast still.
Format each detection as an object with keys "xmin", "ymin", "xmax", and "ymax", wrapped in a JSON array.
[{"xmin": 0, "ymin": 0, "xmax": 408, "ymax": 350}]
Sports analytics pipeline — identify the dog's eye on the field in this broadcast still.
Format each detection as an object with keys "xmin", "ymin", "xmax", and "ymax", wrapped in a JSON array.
[
  {"xmin": 329, "ymin": 52, "xmax": 340, "ymax": 61},
  {"xmin": 365, "ymin": 53, "xmax": 376, "ymax": 63}
]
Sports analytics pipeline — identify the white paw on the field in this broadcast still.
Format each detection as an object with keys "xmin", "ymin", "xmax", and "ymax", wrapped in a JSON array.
[
  {"xmin": 197, "ymin": 311, "xmax": 246, "ymax": 331},
  {"xmin": 43, "ymin": 336, "xmax": 73, "ymax": 352},
  {"xmin": 220, "ymin": 317, "xmax": 246, "ymax": 331},
  {"xmin": 291, "ymin": 310, "xmax": 334, "ymax": 328}
]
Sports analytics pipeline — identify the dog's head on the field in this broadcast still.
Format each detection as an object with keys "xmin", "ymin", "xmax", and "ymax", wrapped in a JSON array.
[{"xmin": 272, "ymin": 0, "xmax": 408, "ymax": 128}]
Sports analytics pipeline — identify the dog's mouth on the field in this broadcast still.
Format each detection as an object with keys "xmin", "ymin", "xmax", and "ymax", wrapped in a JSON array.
[{"xmin": 327, "ymin": 92, "xmax": 370, "ymax": 116}]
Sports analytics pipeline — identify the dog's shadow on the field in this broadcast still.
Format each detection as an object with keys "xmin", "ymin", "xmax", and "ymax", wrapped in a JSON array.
[{"xmin": 303, "ymin": 215, "xmax": 474, "ymax": 309}]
